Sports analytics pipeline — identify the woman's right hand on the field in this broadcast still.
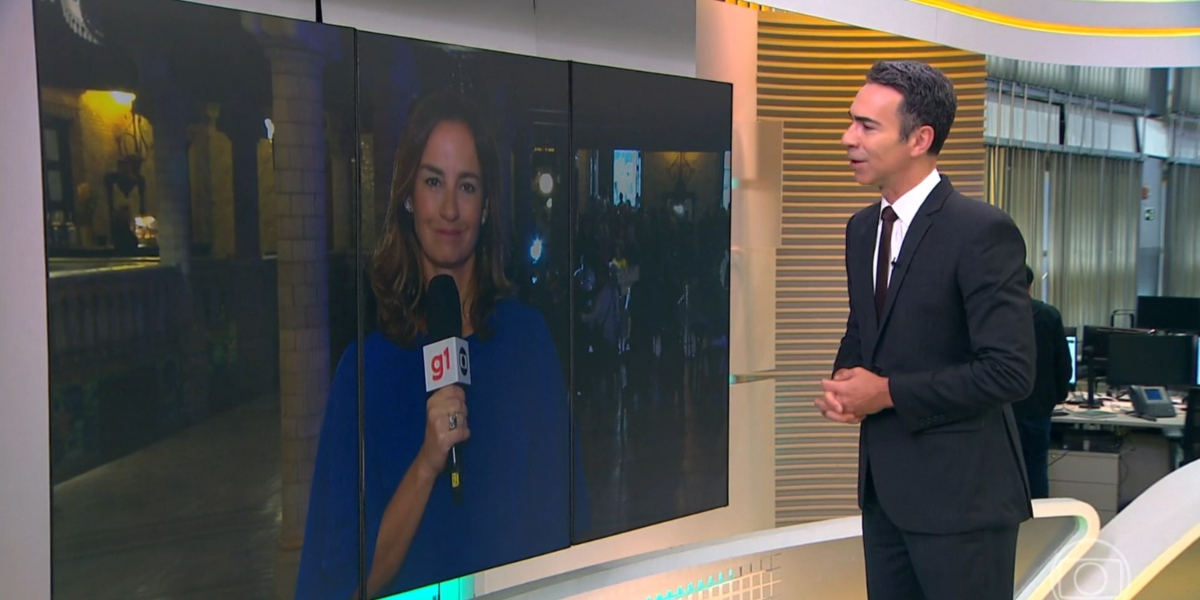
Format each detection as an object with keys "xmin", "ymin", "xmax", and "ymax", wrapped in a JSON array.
[{"xmin": 415, "ymin": 385, "xmax": 470, "ymax": 479}]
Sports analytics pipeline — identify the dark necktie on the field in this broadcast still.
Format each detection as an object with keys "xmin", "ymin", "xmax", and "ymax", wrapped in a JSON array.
[{"xmin": 875, "ymin": 206, "xmax": 899, "ymax": 318}]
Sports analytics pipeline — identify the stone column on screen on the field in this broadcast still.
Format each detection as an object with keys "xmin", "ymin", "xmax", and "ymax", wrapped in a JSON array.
[
  {"xmin": 216, "ymin": 96, "xmax": 266, "ymax": 260},
  {"xmin": 248, "ymin": 16, "xmax": 336, "ymax": 600},
  {"xmin": 137, "ymin": 56, "xmax": 215, "ymax": 424},
  {"xmin": 138, "ymin": 57, "xmax": 193, "ymax": 276}
]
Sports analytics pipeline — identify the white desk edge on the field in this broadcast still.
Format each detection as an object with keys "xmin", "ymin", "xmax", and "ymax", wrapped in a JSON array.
[{"xmin": 479, "ymin": 499, "xmax": 1101, "ymax": 600}]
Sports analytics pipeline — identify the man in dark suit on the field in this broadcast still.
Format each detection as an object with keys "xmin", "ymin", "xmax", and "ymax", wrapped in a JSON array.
[
  {"xmin": 1012, "ymin": 265, "xmax": 1072, "ymax": 499},
  {"xmin": 816, "ymin": 60, "xmax": 1036, "ymax": 600}
]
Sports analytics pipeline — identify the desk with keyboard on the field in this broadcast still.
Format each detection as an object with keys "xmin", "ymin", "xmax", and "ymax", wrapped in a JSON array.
[
  {"xmin": 1051, "ymin": 405, "xmax": 1186, "ymax": 431},
  {"xmin": 1047, "ymin": 394, "xmax": 1187, "ymax": 523}
]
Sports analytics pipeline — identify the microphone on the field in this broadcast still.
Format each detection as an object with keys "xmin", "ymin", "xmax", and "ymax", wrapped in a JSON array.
[{"xmin": 423, "ymin": 274, "xmax": 471, "ymax": 497}]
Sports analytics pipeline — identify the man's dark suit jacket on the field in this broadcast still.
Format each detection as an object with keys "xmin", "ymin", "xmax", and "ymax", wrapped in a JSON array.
[
  {"xmin": 834, "ymin": 176, "xmax": 1036, "ymax": 535},
  {"xmin": 1012, "ymin": 299, "xmax": 1072, "ymax": 418}
]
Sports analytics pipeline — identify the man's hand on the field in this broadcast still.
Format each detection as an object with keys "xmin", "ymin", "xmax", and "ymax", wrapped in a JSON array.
[
  {"xmin": 815, "ymin": 393, "xmax": 864, "ymax": 424},
  {"xmin": 816, "ymin": 367, "xmax": 892, "ymax": 423},
  {"xmin": 814, "ymin": 368, "xmax": 863, "ymax": 423}
]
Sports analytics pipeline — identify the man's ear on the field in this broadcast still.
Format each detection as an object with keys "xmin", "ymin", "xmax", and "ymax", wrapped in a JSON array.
[{"xmin": 909, "ymin": 124, "xmax": 935, "ymax": 157}]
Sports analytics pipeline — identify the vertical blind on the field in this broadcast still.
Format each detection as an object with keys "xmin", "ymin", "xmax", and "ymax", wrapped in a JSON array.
[
  {"xmin": 1164, "ymin": 163, "xmax": 1200, "ymax": 297},
  {"xmin": 986, "ymin": 146, "xmax": 1140, "ymax": 329}
]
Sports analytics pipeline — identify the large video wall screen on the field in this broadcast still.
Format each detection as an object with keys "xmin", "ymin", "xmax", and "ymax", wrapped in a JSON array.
[{"xmin": 33, "ymin": 0, "xmax": 731, "ymax": 597}]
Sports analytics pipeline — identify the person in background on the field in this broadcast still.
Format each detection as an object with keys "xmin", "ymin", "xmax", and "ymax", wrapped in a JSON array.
[
  {"xmin": 1011, "ymin": 265, "xmax": 1072, "ymax": 499},
  {"xmin": 110, "ymin": 204, "xmax": 139, "ymax": 255}
]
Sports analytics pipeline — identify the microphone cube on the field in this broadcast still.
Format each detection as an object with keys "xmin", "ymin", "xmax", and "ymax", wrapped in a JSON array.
[{"xmin": 424, "ymin": 337, "xmax": 471, "ymax": 392}]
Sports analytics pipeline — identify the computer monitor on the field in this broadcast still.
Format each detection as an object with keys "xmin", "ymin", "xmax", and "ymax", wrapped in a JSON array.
[
  {"xmin": 1080, "ymin": 326, "xmax": 1145, "ymax": 407},
  {"xmin": 1106, "ymin": 333, "xmax": 1196, "ymax": 387},
  {"xmin": 1066, "ymin": 334, "xmax": 1077, "ymax": 386},
  {"xmin": 1136, "ymin": 296, "xmax": 1200, "ymax": 332},
  {"xmin": 1081, "ymin": 325, "xmax": 1143, "ymax": 377}
]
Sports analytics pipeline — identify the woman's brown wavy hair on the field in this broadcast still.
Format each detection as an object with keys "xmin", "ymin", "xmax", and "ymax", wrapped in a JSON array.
[{"xmin": 370, "ymin": 90, "xmax": 512, "ymax": 347}]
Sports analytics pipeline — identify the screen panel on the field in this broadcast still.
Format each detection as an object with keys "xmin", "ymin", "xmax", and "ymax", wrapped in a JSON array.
[
  {"xmin": 33, "ymin": 0, "xmax": 357, "ymax": 598},
  {"xmin": 325, "ymin": 32, "xmax": 573, "ymax": 598},
  {"xmin": 1106, "ymin": 333, "xmax": 1196, "ymax": 387},
  {"xmin": 1066, "ymin": 335, "xmax": 1077, "ymax": 386},
  {"xmin": 569, "ymin": 62, "xmax": 733, "ymax": 543},
  {"xmin": 1136, "ymin": 295, "xmax": 1200, "ymax": 332},
  {"xmin": 34, "ymin": 1, "xmax": 735, "ymax": 596}
]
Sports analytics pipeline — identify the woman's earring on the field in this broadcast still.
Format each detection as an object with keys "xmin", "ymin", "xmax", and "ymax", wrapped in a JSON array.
[
  {"xmin": 404, "ymin": 198, "xmax": 413, "ymax": 213},
  {"xmin": 481, "ymin": 206, "xmax": 489, "ymax": 224}
]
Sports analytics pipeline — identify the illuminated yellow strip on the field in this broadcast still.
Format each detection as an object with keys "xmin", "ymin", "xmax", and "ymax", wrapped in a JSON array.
[
  {"xmin": 910, "ymin": 0, "xmax": 1200, "ymax": 37},
  {"xmin": 725, "ymin": 0, "xmax": 775, "ymax": 11}
]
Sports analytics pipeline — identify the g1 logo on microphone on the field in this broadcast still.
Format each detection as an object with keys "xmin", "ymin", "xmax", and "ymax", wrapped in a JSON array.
[
  {"xmin": 431, "ymin": 346, "xmax": 450, "ymax": 382},
  {"xmin": 424, "ymin": 337, "xmax": 472, "ymax": 392},
  {"xmin": 429, "ymin": 346, "xmax": 470, "ymax": 382}
]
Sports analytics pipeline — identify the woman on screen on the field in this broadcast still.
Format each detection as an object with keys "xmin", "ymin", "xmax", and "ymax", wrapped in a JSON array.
[{"xmin": 295, "ymin": 90, "xmax": 572, "ymax": 599}]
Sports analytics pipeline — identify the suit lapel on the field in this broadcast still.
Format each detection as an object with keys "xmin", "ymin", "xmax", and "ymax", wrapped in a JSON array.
[
  {"xmin": 875, "ymin": 177, "xmax": 954, "ymax": 338},
  {"xmin": 854, "ymin": 205, "xmax": 881, "ymax": 356}
]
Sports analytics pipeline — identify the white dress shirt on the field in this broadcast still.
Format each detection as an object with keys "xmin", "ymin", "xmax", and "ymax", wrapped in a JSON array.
[{"xmin": 872, "ymin": 169, "xmax": 941, "ymax": 289}]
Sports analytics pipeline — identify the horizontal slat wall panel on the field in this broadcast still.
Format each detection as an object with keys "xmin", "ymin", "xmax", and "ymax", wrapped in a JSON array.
[{"xmin": 759, "ymin": 11, "xmax": 987, "ymax": 526}]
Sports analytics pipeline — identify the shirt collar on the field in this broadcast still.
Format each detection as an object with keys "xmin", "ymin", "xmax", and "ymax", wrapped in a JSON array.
[{"xmin": 881, "ymin": 168, "xmax": 940, "ymax": 224}]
